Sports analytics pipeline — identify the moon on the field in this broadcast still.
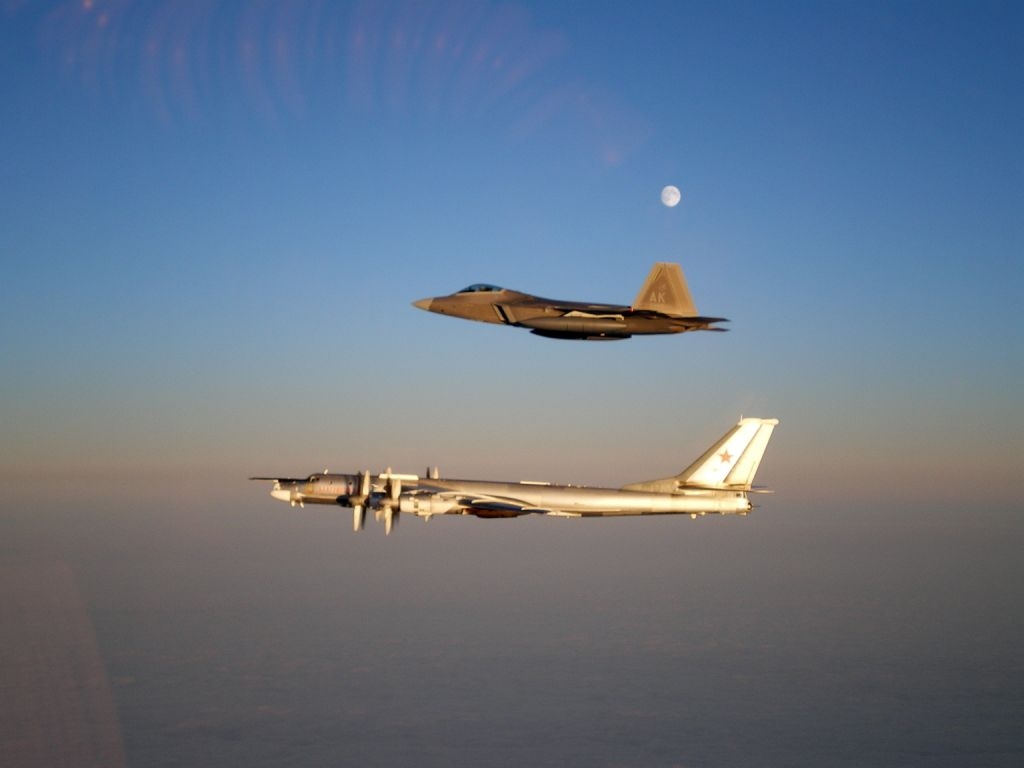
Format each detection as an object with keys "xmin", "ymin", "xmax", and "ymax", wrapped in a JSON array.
[{"xmin": 661, "ymin": 185, "xmax": 681, "ymax": 207}]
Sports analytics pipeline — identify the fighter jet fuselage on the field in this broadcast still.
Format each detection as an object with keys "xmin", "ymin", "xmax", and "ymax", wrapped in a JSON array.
[{"xmin": 413, "ymin": 262, "xmax": 727, "ymax": 340}]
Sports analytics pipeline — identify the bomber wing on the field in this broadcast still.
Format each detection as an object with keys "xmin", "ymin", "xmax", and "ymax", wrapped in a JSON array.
[
  {"xmin": 410, "ymin": 483, "xmax": 553, "ymax": 516},
  {"xmin": 409, "ymin": 482, "xmax": 632, "ymax": 517},
  {"xmin": 461, "ymin": 497, "xmax": 552, "ymax": 515},
  {"xmin": 453, "ymin": 496, "xmax": 630, "ymax": 517}
]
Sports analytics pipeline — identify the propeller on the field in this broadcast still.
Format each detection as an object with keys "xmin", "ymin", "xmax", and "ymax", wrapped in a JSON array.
[
  {"xmin": 379, "ymin": 469, "xmax": 402, "ymax": 535},
  {"xmin": 284, "ymin": 482, "xmax": 304, "ymax": 508},
  {"xmin": 349, "ymin": 470, "xmax": 371, "ymax": 532},
  {"xmin": 375, "ymin": 468, "xmax": 418, "ymax": 535}
]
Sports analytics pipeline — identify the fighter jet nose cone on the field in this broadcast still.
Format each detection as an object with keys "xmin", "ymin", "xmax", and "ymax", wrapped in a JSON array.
[{"xmin": 413, "ymin": 298, "xmax": 432, "ymax": 311}]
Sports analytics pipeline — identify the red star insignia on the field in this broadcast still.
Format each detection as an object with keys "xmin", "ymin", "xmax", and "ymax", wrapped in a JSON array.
[{"xmin": 718, "ymin": 449, "xmax": 733, "ymax": 463}]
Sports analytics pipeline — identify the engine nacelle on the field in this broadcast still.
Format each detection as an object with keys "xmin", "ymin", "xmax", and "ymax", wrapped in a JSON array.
[{"xmin": 399, "ymin": 494, "xmax": 458, "ymax": 517}]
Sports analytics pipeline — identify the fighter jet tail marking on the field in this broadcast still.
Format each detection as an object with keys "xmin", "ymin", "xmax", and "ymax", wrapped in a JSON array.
[{"xmin": 632, "ymin": 262, "xmax": 698, "ymax": 316}]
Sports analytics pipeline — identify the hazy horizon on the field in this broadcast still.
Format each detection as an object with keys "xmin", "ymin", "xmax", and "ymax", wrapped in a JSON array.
[{"xmin": 4, "ymin": 493, "xmax": 1022, "ymax": 766}]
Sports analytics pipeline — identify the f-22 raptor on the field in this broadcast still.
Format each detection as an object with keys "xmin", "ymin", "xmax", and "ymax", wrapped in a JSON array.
[
  {"xmin": 251, "ymin": 417, "xmax": 778, "ymax": 535},
  {"xmin": 413, "ymin": 262, "xmax": 726, "ymax": 340}
]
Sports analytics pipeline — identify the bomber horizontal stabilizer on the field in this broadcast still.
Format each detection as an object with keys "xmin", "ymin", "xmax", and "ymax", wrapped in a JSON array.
[{"xmin": 678, "ymin": 483, "xmax": 773, "ymax": 492}]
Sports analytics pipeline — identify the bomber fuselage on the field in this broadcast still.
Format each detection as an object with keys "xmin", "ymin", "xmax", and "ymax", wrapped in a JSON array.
[
  {"xmin": 265, "ymin": 473, "xmax": 749, "ymax": 516},
  {"xmin": 401, "ymin": 478, "xmax": 751, "ymax": 517}
]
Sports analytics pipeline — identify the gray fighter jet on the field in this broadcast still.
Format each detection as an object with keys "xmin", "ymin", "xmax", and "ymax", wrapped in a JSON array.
[
  {"xmin": 251, "ymin": 417, "xmax": 778, "ymax": 534},
  {"xmin": 412, "ymin": 262, "xmax": 726, "ymax": 340}
]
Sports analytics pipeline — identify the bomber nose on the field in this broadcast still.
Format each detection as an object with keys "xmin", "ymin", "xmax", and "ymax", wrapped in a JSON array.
[{"xmin": 412, "ymin": 298, "xmax": 433, "ymax": 311}]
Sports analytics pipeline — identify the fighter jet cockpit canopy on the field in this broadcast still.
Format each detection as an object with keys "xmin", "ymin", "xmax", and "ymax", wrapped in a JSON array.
[{"xmin": 458, "ymin": 283, "xmax": 504, "ymax": 294}]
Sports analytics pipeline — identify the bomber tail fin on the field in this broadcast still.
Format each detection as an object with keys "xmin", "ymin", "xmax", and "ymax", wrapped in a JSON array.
[
  {"xmin": 632, "ymin": 262, "xmax": 698, "ymax": 316},
  {"xmin": 622, "ymin": 418, "xmax": 779, "ymax": 494}
]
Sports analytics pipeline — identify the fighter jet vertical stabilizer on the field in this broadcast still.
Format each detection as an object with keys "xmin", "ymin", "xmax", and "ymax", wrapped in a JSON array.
[{"xmin": 632, "ymin": 262, "xmax": 698, "ymax": 316}]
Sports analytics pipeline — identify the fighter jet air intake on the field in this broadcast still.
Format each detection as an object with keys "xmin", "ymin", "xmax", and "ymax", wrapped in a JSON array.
[
  {"xmin": 412, "ymin": 262, "xmax": 726, "ymax": 340},
  {"xmin": 251, "ymin": 418, "xmax": 778, "ymax": 535}
]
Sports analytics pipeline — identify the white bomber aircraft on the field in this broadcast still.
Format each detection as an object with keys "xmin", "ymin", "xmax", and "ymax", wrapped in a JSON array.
[{"xmin": 251, "ymin": 418, "xmax": 779, "ymax": 535}]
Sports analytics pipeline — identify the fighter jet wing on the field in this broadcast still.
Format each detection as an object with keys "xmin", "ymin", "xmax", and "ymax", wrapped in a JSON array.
[
  {"xmin": 545, "ymin": 302, "xmax": 729, "ymax": 328},
  {"xmin": 542, "ymin": 301, "xmax": 630, "ymax": 316},
  {"xmin": 623, "ymin": 307, "xmax": 730, "ymax": 321}
]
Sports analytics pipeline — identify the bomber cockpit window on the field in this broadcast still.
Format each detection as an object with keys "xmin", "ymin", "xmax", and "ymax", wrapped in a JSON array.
[{"xmin": 459, "ymin": 283, "xmax": 503, "ymax": 293}]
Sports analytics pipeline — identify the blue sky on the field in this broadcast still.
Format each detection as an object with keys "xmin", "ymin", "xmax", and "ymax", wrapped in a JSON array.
[{"xmin": 2, "ymin": 0, "xmax": 1021, "ymax": 512}]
